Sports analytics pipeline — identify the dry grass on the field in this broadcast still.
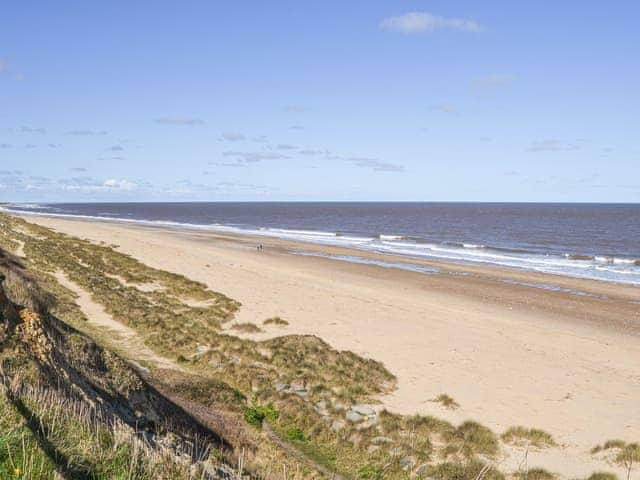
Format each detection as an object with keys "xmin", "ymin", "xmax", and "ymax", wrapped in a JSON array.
[
  {"xmin": 0, "ymin": 213, "xmax": 583, "ymax": 479},
  {"xmin": 264, "ymin": 317, "xmax": 289, "ymax": 326},
  {"xmin": 231, "ymin": 322, "xmax": 264, "ymax": 334},
  {"xmin": 432, "ymin": 393, "xmax": 460, "ymax": 410},
  {"xmin": 502, "ymin": 426, "xmax": 557, "ymax": 448}
]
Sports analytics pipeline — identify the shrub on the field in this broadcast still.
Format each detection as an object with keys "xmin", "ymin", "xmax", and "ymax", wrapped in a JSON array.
[
  {"xmin": 243, "ymin": 403, "xmax": 279, "ymax": 428},
  {"xmin": 285, "ymin": 427, "xmax": 307, "ymax": 442}
]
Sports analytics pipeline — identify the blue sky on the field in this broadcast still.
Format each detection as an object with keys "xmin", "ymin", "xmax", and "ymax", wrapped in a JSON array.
[{"xmin": 1, "ymin": 1, "xmax": 638, "ymax": 202}]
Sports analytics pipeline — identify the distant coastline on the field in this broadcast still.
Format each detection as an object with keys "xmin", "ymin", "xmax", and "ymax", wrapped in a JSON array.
[{"xmin": 3, "ymin": 201, "xmax": 640, "ymax": 286}]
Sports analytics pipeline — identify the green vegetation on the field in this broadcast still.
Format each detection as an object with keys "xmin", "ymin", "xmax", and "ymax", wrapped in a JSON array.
[
  {"xmin": 285, "ymin": 427, "xmax": 307, "ymax": 442},
  {"xmin": 515, "ymin": 468, "xmax": 556, "ymax": 480},
  {"xmin": 502, "ymin": 426, "xmax": 557, "ymax": 448},
  {"xmin": 432, "ymin": 393, "xmax": 460, "ymax": 410},
  {"xmin": 426, "ymin": 459, "xmax": 505, "ymax": 480},
  {"xmin": 592, "ymin": 440, "xmax": 640, "ymax": 480},
  {"xmin": 231, "ymin": 322, "xmax": 263, "ymax": 333},
  {"xmin": 243, "ymin": 403, "xmax": 280, "ymax": 428},
  {"xmin": 0, "ymin": 213, "xmax": 595, "ymax": 479},
  {"xmin": 264, "ymin": 316, "xmax": 289, "ymax": 326},
  {"xmin": 586, "ymin": 472, "xmax": 618, "ymax": 480}
]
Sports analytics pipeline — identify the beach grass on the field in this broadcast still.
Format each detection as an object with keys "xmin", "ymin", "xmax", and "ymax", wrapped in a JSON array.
[{"xmin": 0, "ymin": 212, "xmax": 591, "ymax": 479}]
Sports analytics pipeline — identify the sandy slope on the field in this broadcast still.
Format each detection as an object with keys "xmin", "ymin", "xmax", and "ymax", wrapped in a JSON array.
[{"xmin": 23, "ymin": 215, "xmax": 640, "ymax": 478}]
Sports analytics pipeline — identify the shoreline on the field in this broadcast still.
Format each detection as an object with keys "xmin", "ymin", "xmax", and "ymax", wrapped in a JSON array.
[
  {"xmin": 4, "ymin": 206, "xmax": 639, "ymax": 288},
  {"xmin": 11, "ymin": 213, "xmax": 640, "ymax": 477}
]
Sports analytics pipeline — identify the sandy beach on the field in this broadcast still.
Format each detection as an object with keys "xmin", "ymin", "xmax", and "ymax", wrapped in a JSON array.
[{"xmin": 20, "ymin": 214, "xmax": 640, "ymax": 476}]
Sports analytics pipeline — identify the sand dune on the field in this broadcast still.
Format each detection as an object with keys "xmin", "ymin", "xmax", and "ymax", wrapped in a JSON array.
[{"xmin": 23, "ymin": 215, "xmax": 640, "ymax": 478}]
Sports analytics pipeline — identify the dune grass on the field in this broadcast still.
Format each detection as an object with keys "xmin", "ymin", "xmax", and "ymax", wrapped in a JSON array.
[
  {"xmin": 264, "ymin": 316, "xmax": 289, "ymax": 326},
  {"xmin": 502, "ymin": 426, "xmax": 557, "ymax": 448},
  {"xmin": 0, "ymin": 213, "xmax": 588, "ymax": 479},
  {"xmin": 432, "ymin": 393, "xmax": 460, "ymax": 410}
]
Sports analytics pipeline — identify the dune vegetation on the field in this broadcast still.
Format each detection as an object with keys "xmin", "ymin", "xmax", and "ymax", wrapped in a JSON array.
[{"xmin": 0, "ymin": 212, "xmax": 634, "ymax": 479}]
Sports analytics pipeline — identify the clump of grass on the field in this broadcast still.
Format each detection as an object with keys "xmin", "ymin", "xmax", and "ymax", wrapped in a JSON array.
[
  {"xmin": 444, "ymin": 420, "xmax": 500, "ymax": 458},
  {"xmin": 285, "ymin": 427, "xmax": 307, "ymax": 442},
  {"xmin": 426, "ymin": 459, "xmax": 505, "ymax": 480},
  {"xmin": 263, "ymin": 316, "xmax": 289, "ymax": 326},
  {"xmin": 243, "ymin": 403, "xmax": 279, "ymax": 429},
  {"xmin": 230, "ymin": 322, "xmax": 263, "ymax": 333},
  {"xmin": 586, "ymin": 472, "xmax": 618, "ymax": 480},
  {"xmin": 591, "ymin": 439, "xmax": 627, "ymax": 454},
  {"xmin": 515, "ymin": 468, "xmax": 556, "ymax": 480},
  {"xmin": 502, "ymin": 426, "xmax": 557, "ymax": 448},
  {"xmin": 432, "ymin": 393, "xmax": 459, "ymax": 410},
  {"xmin": 591, "ymin": 441, "xmax": 640, "ymax": 480}
]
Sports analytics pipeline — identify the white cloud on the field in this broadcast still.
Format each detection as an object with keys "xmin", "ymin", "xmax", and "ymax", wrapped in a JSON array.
[
  {"xmin": 381, "ymin": 12, "xmax": 485, "ymax": 35},
  {"xmin": 223, "ymin": 151, "xmax": 289, "ymax": 162},
  {"xmin": 154, "ymin": 117, "xmax": 205, "ymax": 125},
  {"xmin": 348, "ymin": 157, "xmax": 405, "ymax": 172},
  {"xmin": 221, "ymin": 131, "xmax": 245, "ymax": 141},
  {"xmin": 526, "ymin": 139, "xmax": 584, "ymax": 153},
  {"xmin": 66, "ymin": 129, "xmax": 108, "ymax": 136}
]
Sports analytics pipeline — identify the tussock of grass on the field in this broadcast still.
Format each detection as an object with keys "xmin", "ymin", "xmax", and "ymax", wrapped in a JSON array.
[
  {"xmin": 591, "ymin": 439, "xmax": 627, "ymax": 454},
  {"xmin": 263, "ymin": 316, "xmax": 289, "ymax": 326},
  {"xmin": 432, "ymin": 393, "xmax": 460, "ymax": 410},
  {"xmin": 444, "ymin": 420, "xmax": 500, "ymax": 458},
  {"xmin": 502, "ymin": 426, "xmax": 557, "ymax": 448},
  {"xmin": 243, "ymin": 403, "xmax": 279, "ymax": 429},
  {"xmin": 231, "ymin": 322, "xmax": 263, "ymax": 333},
  {"xmin": 426, "ymin": 459, "xmax": 505, "ymax": 480},
  {"xmin": 586, "ymin": 472, "xmax": 618, "ymax": 480},
  {"xmin": 515, "ymin": 468, "xmax": 556, "ymax": 480}
]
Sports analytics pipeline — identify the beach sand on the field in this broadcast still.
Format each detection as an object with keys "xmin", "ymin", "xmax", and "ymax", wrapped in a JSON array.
[{"xmin": 21, "ymin": 215, "xmax": 640, "ymax": 477}]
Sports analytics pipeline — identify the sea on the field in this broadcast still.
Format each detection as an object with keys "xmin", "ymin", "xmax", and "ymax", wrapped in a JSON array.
[{"xmin": 3, "ymin": 202, "xmax": 639, "ymax": 286}]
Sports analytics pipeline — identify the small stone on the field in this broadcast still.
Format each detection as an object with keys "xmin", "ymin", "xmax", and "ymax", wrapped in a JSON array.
[
  {"xmin": 346, "ymin": 410, "xmax": 364, "ymax": 422},
  {"xmin": 367, "ymin": 445, "xmax": 380, "ymax": 453},
  {"xmin": 331, "ymin": 420, "xmax": 345, "ymax": 431},
  {"xmin": 353, "ymin": 405, "xmax": 376, "ymax": 416},
  {"xmin": 399, "ymin": 456, "xmax": 416, "ymax": 470},
  {"xmin": 372, "ymin": 436, "xmax": 393, "ymax": 444}
]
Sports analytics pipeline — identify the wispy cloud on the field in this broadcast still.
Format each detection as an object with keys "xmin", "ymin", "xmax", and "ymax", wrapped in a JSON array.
[
  {"xmin": 283, "ymin": 105, "xmax": 311, "ymax": 113},
  {"xmin": 526, "ymin": 139, "xmax": 583, "ymax": 153},
  {"xmin": 223, "ymin": 151, "xmax": 289, "ymax": 163},
  {"xmin": 59, "ymin": 177, "xmax": 138, "ymax": 192},
  {"xmin": 20, "ymin": 126, "xmax": 46, "ymax": 134},
  {"xmin": 220, "ymin": 131, "xmax": 245, "ymax": 141},
  {"xmin": 154, "ymin": 117, "xmax": 205, "ymax": 126},
  {"xmin": 0, "ymin": 143, "xmax": 11, "ymax": 149},
  {"xmin": 430, "ymin": 103, "xmax": 459, "ymax": 114},
  {"xmin": 276, "ymin": 144, "xmax": 297, "ymax": 150},
  {"xmin": 66, "ymin": 129, "xmax": 108, "ymax": 136},
  {"xmin": 348, "ymin": 156, "xmax": 405, "ymax": 172},
  {"xmin": 106, "ymin": 145, "xmax": 124, "ymax": 152},
  {"xmin": 381, "ymin": 12, "xmax": 485, "ymax": 35},
  {"xmin": 289, "ymin": 125, "xmax": 305, "ymax": 130},
  {"xmin": 298, "ymin": 149, "xmax": 324, "ymax": 155}
]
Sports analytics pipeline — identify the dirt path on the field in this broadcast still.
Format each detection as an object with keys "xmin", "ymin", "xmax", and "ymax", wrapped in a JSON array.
[{"xmin": 54, "ymin": 271, "xmax": 181, "ymax": 372}]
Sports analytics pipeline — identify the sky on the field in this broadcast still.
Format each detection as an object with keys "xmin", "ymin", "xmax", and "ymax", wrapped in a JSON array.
[{"xmin": 1, "ymin": 1, "xmax": 638, "ymax": 202}]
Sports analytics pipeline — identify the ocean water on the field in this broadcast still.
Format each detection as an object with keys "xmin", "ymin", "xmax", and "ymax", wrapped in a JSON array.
[{"xmin": 3, "ymin": 202, "xmax": 640, "ymax": 286}]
